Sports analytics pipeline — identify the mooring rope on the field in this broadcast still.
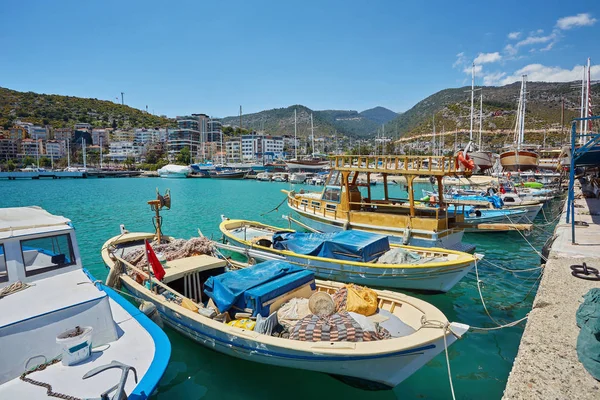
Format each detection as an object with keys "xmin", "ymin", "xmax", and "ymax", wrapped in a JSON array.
[
  {"xmin": 260, "ymin": 196, "xmax": 288, "ymax": 217},
  {"xmin": 0, "ymin": 281, "xmax": 32, "ymax": 299}
]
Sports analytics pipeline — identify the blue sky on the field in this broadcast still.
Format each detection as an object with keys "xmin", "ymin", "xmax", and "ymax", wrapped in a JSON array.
[{"xmin": 1, "ymin": 1, "xmax": 599, "ymax": 118}]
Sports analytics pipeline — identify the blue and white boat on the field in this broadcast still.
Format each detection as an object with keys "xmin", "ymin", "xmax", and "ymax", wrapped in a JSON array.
[
  {"xmin": 157, "ymin": 164, "xmax": 191, "ymax": 178},
  {"xmin": 0, "ymin": 207, "xmax": 170, "ymax": 399}
]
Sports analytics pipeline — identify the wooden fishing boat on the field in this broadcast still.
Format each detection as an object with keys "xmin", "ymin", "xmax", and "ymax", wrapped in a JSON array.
[
  {"xmin": 101, "ymin": 199, "xmax": 469, "ymax": 389},
  {"xmin": 283, "ymin": 154, "xmax": 476, "ymax": 253},
  {"xmin": 500, "ymin": 76, "xmax": 539, "ymax": 171},
  {"xmin": 286, "ymin": 159, "xmax": 330, "ymax": 171},
  {"xmin": 218, "ymin": 217, "xmax": 480, "ymax": 292},
  {"xmin": 0, "ymin": 207, "xmax": 170, "ymax": 399}
]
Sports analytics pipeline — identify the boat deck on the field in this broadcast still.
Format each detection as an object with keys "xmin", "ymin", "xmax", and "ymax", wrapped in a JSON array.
[
  {"xmin": 0, "ymin": 287, "xmax": 155, "ymax": 399},
  {"xmin": 0, "ymin": 269, "xmax": 104, "ymax": 329}
]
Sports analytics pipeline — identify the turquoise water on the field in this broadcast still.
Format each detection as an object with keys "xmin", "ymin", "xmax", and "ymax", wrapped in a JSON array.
[{"xmin": 0, "ymin": 178, "xmax": 561, "ymax": 400}]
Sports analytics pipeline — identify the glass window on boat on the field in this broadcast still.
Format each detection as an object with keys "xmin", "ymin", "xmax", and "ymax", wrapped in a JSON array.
[
  {"xmin": 311, "ymin": 201, "xmax": 321, "ymax": 210},
  {"xmin": 21, "ymin": 234, "xmax": 76, "ymax": 277},
  {"xmin": 322, "ymin": 186, "xmax": 341, "ymax": 203},
  {"xmin": 0, "ymin": 244, "xmax": 7, "ymax": 283},
  {"xmin": 326, "ymin": 171, "xmax": 341, "ymax": 186}
]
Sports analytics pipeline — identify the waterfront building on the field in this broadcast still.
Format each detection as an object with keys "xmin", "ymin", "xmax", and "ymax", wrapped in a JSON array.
[
  {"xmin": 107, "ymin": 141, "xmax": 142, "ymax": 162},
  {"xmin": 45, "ymin": 140, "xmax": 67, "ymax": 159},
  {"xmin": 30, "ymin": 126, "xmax": 48, "ymax": 141},
  {"xmin": 0, "ymin": 139, "xmax": 20, "ymax": 161},
  {"xmin": 225, "ymin": 137, "xmax": 242, "ymax": 163},
  {"xmin": 53, "ymin": 128, "xmax": 73, "ymax": 142},
  {"xmin": 74, "ymin": 123, "xmax": 92, "ymax": 130},
  {"xmin": 9, "ymin": 126, "xmax": 28, "ymax": 140},
  {"xmin": 134, "ymin": 128, "xmax": 168, "ymax": 145},
  {"xmin": 110, "ymin": 130, "xmax": 134, "ymax": 142},
  {"xmin": 207, "ymin": 119, "xmax": 222, "ymax": 143},
  {"xmin": 14, "ymin": 121, "xmax": 34, "ymax": 136},
  {"xmin": 92, "ymin": 128, "xmax": 111, "ymax": 146},
  {"xmin": 240, "ymin": 133, "xmax": 284, "ymax": 160},
  {"xmin": 168, "ymin": 115, "xmax": 207, "ymax": 160},
  {"xmin": 19, "ymin": 138, "xmax": 44, "ymax": 159}
]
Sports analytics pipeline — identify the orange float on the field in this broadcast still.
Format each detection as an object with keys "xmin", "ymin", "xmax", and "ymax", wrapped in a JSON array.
[{"xmin": 456, "ymin": 151, "xmax": 475, "ymax": 171}]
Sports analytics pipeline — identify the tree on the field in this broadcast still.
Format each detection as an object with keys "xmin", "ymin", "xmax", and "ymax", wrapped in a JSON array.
[
  {"xmin": 7, "ymin": 160, "xmax": 16, "ymax": 171},
  {"xmin": 23, "ymin": 156, "xmax": 35, "ymax": 167},
  {"xmin": 175, "ymin": 146, "xmax": 191, "ymax": 165},
  {"xmin": 39, "ymin": 157, "xmax": 51, "ymax": 167},
  {"xmin": 124, "ymin": 156, "xmax": 135, "ymax": 169}
]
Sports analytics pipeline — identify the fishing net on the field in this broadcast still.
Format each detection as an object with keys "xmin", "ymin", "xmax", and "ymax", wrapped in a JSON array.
[{"xmin": 123, "ymin": 237, "xmax": 214, "ymax": 269}]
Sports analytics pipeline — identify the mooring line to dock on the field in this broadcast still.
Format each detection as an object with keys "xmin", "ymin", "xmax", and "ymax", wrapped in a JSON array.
[
  {"xmin": 505, "ymin": 213, "xmax": 548, "ymax": 262},
  {"xmin": 480, "ymin": 258, "xmax": 544, "ymax": 274}
]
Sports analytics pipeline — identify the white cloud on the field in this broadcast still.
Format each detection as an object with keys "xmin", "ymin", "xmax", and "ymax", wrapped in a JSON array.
[
  {"xmin": 507, "ymin": 31, "xmax": 521, "ymax": 40},
  {"xmin": 453, "ymin": 52, "xmax": 466, "ymax": 68},
  {"xmin": 474, "ymin": 52, "xmax": 502, "ymax": 64},
  {"xmin": 516, "ymin": 33, "xmax": 556, "ymax": 47},
  {"xmin": 483, "ymin": 72, "xmax": 507, "ymax": 86},
  {"xmin": 556, "ymin": 13, "xmax": 597, "ymax": 30},
  {"xmin": 499, "ymin": 63, "xmax": 600, "ymax": 85},
  {"xmin": 540, "ymin": 42, "xmax": 554, "ymax": 52},
  {"xmin": 504, "ymin": 44, "xmax": 517, "ymax": 56}
]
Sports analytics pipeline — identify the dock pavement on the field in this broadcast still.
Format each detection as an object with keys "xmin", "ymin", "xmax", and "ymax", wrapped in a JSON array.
[{"xmin": 503, "ymin": 181, "xmax": 600, "ymax": 399}]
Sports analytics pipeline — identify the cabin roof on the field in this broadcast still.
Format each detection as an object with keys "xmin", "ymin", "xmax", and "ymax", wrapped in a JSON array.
[{"xmin": 0, "ymin": 207, "xmax": 71, "ymax": 237}]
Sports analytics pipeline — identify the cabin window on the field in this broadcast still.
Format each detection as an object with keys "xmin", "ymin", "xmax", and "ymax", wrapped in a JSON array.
[
  {"xmin": 21, "ymin": 234, "xmax": 76, "ymax": 277},
  {"xmin": 322, "ymin": 187, "xmax": 341, "ymax": 202},
  {"xmin": 300, "ymin": 199, "xmax": 308, "ymax": 206},
  {"xmin": 311, "ymin": 201, "xmax": 321, "ymax": 210},
  {"xmin": 326, "ymin": 204, "xmax": 337, "ymax": 211},
  {"xmin": 326, "ymin": 171, "xmax": 341, "ymax": 186},
  {"xmin": 0, "ymin": 244, "xmax": 7, "ymax": 283}
]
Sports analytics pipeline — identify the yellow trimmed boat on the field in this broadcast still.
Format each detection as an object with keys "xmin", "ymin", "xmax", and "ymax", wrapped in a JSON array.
[{"xmin": 218, "ymin": 218, "xmax": 481, "ymax": 292}]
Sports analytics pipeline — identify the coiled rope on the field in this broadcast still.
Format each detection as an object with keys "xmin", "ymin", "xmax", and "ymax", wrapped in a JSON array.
[{"xmin": 0, "ymin": 281, "xmax": 32, "ymax": 299}]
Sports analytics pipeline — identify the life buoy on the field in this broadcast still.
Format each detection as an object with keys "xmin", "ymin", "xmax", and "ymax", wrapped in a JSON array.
[
  {"xmin": 456, "ymin": 151, "xmax": 475, "ymax": 171},
  {"xmin": 430, "ymin": 195, "xmax": 436, "ymax": 205}
]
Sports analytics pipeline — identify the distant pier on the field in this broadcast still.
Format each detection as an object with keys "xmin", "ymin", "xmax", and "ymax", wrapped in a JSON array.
[
  {"xmin": 0, "ymin": 171, "xmax": 87, "ymax": 180},
  {"xmin": 503, "ymin": 180, "xmax": 600, "ymax": 399}
]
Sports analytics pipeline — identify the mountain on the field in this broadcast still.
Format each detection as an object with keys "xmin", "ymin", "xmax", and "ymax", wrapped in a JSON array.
[
  {"xmin": 385, "ymin": 81, "xmax": 600, "ymax": 138},
  {"xmin": 359, "ymin": 106, "xmax": 398, "ymax": 125},
  {"xmin": 0, "ymin": 87, "xmax": 173, "ymax": 130}
]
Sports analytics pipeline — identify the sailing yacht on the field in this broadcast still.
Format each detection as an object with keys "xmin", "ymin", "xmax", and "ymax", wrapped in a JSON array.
[
  {"xmin": 465, "ymin": 64, "xmax": 494, "ymax": 172},
  {"xmin": 470, "ymin": 93, "xmax": 494, "ymax": 172},
  {"xmin": 286, "ymin": 113, "xmax": 329, "ymax": 171},
  {"xmin": 500, "ymin": 75, "xmax": 539, "ymax": 171}
]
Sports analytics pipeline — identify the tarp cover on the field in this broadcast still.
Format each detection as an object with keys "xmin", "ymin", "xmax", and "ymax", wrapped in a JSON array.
[
  {"xmin": 203, "ymin": 260, "xmax": 308, "ymax": 313},
  {"xmin": 272, "ymin": 230, "xmax": 390, "ymax": 263},
  {"xmin": 576, "ymin": 288, "xmax": 600, "ymax": 380}
]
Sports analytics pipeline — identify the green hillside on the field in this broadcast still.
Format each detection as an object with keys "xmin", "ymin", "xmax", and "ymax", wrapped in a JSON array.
[
  {"xmin": 360, "ymin": 106, "xmax": 398, "ymax": 125},
  {"xmin": 0, "ymin": 87, "xmax": 173, "ymax": 130},
  {"xmin": 386, "ymin": 81, "xmax": 600, "ymax": 138}
]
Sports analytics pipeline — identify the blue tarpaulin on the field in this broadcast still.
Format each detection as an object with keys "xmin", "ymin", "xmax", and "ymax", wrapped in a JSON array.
[
  {"xmin": 272, "ymin": 230, "xmax": 390, "ymax": 263},
  {"xmin": 203, "ymin": 260, "xmax": 310, "ymax": 313}
]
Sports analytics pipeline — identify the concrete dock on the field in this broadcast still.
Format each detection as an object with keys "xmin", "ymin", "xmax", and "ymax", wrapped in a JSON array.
[{"xmin": 503, "ymin": 181, "xmax": 600, "ymax": 399}]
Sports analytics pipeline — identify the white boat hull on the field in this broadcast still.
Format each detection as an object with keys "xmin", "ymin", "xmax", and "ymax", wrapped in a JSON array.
[
  {"xmin": 223, "ymin": 239, "xmax": 475, "ymax": 293},
  {"xmin": 286, "ymin": 161, "xmax": 329, "ymax": 171},
  {"xmin": 122, "ymin": 280, "xmax": 466, "ymax": 388},
  {"xmin": 469, "ymin": 151, "xmax": 494, "ymax": 172}
]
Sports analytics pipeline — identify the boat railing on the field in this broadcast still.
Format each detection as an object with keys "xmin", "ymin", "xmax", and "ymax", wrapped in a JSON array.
[{"xmin": 329, "ymin": 155, "xmax": 465, "ymax": 176}]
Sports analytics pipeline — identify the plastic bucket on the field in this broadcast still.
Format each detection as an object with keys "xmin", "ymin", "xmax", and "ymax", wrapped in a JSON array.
[{"xmin": 56, "ymin": 326, "xmax": 93, "ymax": 366}]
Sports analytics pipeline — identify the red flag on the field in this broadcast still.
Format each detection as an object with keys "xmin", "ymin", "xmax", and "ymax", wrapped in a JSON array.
[{"xmin": 145, "ymin": 240, "xmax": 166, "ymax": 281}]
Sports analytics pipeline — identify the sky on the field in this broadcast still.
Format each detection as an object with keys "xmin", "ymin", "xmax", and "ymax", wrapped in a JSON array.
[{"xmin": 1, "ymin": 0, "xmax": 599, "ymax": 118}]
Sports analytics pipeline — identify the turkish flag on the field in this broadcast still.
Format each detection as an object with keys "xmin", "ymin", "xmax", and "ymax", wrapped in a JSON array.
[{"xmin": 145, "ymin": 240, "xmax": 166, "ymax": 281}]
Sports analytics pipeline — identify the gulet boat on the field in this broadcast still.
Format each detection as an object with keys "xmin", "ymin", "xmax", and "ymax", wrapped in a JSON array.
[
  {"xmin": 0, "ymin": 207, "xmax": 170, "ymax": 399},
  {"xmin": 283, "ymin": 154, "xmax": 476, "ymax": 253}
]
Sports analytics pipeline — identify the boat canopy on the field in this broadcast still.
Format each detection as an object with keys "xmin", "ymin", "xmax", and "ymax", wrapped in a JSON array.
[
  {"xmin": 452, "ymin": 194, "xmax": 504, "ymax": 209},
  {"xmin": 204, "ymin": 260, "xmax": 313, "ymax": 314},
  {"xmin": 272, "ymin": 230, "xmax": 390, "ymax": 263}
]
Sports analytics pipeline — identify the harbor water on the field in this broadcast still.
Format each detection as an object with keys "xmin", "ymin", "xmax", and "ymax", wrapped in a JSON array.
[{"xmin": 0, "ymin": 178, "xmax": 560, "ymax": 400}]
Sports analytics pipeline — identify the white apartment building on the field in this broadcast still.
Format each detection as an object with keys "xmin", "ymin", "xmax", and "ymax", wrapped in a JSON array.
[
  {"xmin": 240, "ymin": 134, "xmax": 284, "ymax": 160},
  {"xmin": 45, "ymin": 140, "xmax": 67, "ymax": 158},
  {"xmin": 107, "ymin": 141, "xmax": 142, "ymax": 162}
]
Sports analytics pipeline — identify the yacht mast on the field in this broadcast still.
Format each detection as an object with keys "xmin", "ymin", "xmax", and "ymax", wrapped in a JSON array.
[
  {"xmin": 478, "ymin": 93, "xmax": 483, "ymax": 150},
  {"xmin": 584, "ymin": 57, "xmax": 591, "ymax": 139},
  {"xmin": 469, "ymin": 63, "xmax": 475, "ymax": 142},
  {"xmin": 294, "ymin": 108, "xmax": 297, "ymax": 159},
  {"xmin": 100, "ymin": 137, "xmax": 103, "ymax": 169},
  {"xmin": 518, "ymin": 76, "xmax": 527, "ymax": 150},
  {"xmin": 82, "ymin": 137, "xmax": 87, "ymax": 169},
  {"xmin": 580, "ymin": 64, "xmax": 586, "ymax": 145},
  {"xmin": 432, "ymin": 114, "xmax": 436, "ymax": 156},
  {"xmin": 310, "ymin": 113, "xmax": 315, "ymax": 157}
]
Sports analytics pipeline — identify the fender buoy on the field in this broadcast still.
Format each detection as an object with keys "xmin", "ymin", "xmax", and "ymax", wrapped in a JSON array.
[
  {"xmin": 456, "ymin": 151, "xmax": 475, "ymax": 171},
  {"xmin": 429, "ymin": 195, "xmax": 436, "ymax": 205}
]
